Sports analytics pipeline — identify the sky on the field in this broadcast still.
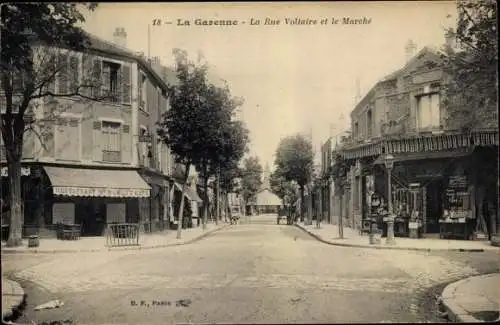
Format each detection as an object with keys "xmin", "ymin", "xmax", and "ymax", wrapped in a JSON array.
[{"xmin": 81, "ymin": 1, "xmax": 457, "ymax": 169}]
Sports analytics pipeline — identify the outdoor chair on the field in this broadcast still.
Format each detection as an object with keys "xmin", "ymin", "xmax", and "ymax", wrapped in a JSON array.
[{"xmin": 61, "ymin": 224, "xmax": 81, "ymax": 240}]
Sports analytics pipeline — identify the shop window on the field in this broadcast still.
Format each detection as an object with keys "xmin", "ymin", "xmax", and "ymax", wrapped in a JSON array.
[{"xmin": 443, "ymin": 175, "xmax": 470, "ymax": 219}]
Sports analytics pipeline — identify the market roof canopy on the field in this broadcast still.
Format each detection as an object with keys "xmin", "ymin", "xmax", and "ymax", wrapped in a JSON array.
[
  {"xmin": 44, "ymin": 166, "xmax": 150, "ymax": 198},
  {"xmin": 255, "ymin": 189, "xmax": 282, "ymax": 206}
]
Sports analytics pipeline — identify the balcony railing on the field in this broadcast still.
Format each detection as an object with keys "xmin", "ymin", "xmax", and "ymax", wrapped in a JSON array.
[{"xmin": 341, "ymin": 129, "xmax": 499, "ymax": 160}]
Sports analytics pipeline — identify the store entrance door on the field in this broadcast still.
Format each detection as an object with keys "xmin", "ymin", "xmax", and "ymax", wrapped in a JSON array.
[
  {"xmin": 77, "ymin": 200, "xmax": 106, "ymax": 236},
  {"xmin": 425, "ymin": 180, "xmax": 445, "ymax": 234}
]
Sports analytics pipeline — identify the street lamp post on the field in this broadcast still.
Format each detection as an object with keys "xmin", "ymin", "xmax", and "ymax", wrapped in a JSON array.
[{"xmin": 384, "ymin": 154, "xmax": 396, "ymax": 245}]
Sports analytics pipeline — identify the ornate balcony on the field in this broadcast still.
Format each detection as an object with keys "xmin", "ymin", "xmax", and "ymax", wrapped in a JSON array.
[{"xmin": 341, "ymin": 129, "xmax": 499, "ymax": 160}]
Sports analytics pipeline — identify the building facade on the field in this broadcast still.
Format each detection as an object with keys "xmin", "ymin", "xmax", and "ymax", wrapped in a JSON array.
[
  {"xmin": 0, "ymin": 29, "xmax": 197, "ymax": 237},
  {"xmin": 336, "ymin": 43, "xmax": 498, "ymax": 239}
]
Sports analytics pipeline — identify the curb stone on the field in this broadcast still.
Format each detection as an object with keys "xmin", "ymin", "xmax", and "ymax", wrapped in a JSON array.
[
  {"xmin": 1, "ymin": 279, "xmax": 26, "ymax": 322},
  {"xmin": 0, "ymin": 224, "xmax": 229, "ymax": 255},
  {"xmin": 294, "ymin": 224, "xmax": 486, "ymax": 252},
  {"xmin": 439, "ymin": 274, "xmax": 500, "ymax": 323}
]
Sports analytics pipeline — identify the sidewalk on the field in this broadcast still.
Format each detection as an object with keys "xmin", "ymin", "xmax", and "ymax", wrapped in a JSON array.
[
  {"xmin": 1, "ymin": 222, "xmax": 228, "ymax": 254},
  {"xmin": 2, "ymin": 277, "xmax": 26, "ymax": 322},
  {"xmin": 296, "ymin": 222, "xmax": 500, "ymax": 252},
  {"xmin": 440, "ymin": 273, "xmax": 500, "ymax": 322}
]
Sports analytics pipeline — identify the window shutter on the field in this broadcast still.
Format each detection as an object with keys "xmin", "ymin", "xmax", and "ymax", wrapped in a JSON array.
[
  {"xmin": 69, "ymin": 55, "xmax": 80, "ymax": 93},
  {"xmin": 102, "ymin": 63, "xmax": 110, "ymax": 97},
  {"xmin": 57, "ymin": 53, "xmax": 69, "ymax": 94},
  {"xmin": 123, "ymin": 124, "xmax": 130, "ymax": 133},
  {"xmin": 138, "ymin": 72, "xmax": 143, "ymax": 108},
  {"xmin": 115, "ymin": 65, "xmax": 122, "ymax": 101},
  {"xmin": 91, "ymin": 58, "xmax": 102, "ymax": 98},
  {"xmin": 122, "ymin": 65, "xmax": 131, "ymax": 104},
  {"xmin": 82, "ymin": 53, "xmax": 91, "ymax": 97}
]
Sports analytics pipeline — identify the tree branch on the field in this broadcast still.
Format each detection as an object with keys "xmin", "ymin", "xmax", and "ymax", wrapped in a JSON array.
[
  {"xmin": 30, "ymin": 85, "xmax": 113, "ymax": 102},
  {"xmin": 23, "ymin": 123, "xmax": 49, "ymax": 152}
]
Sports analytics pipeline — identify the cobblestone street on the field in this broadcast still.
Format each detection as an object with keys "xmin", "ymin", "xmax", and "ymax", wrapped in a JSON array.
[{"xmin": 3, "ymin": 216, "xmax": 499, "ymax": 324}]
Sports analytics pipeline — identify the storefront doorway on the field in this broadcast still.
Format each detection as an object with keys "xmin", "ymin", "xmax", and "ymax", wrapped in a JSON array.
[
  {"xmin": 425, "ymin": 179, "xmax": 445, "ymax": 234},
  {"xmin": 76, "ymin": 200, "xmax": 106, "ymax": 236}
]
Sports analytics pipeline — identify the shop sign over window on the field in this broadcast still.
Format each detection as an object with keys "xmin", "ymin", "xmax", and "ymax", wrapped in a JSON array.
[{"xmin": 448, "ymin": 176, "xmax": 467, "ymax": 188}]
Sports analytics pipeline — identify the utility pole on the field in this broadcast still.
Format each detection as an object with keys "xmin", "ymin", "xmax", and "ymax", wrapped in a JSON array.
[{"xmin": 147, "ymin": 24, "xmax": 151, "ymax": 59}]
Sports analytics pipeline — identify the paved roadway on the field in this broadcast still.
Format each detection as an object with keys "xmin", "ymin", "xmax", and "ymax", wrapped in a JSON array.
[{"xmin": 3, "ymin": 214, "xmax": 499, "ymax": 324}]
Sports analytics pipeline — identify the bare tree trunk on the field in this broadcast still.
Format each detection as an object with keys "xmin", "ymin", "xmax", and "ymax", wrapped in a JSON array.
[
  {"xmin": 34, "ymin": 170, "xmax": 45, "ymax": 228},
  {"xmin": 221, "ymin": 191, "xmax": 230, "ymax": 221},
  {"xmin": 215, "ymin": 168, "xmax": 220, "ymax": 225},
  {"xmin": 339, "ymin": 191, "xmax": 344, "ymax": 239},
  {"xmin": 202, "ymin": 177, "xmax": 209, "ymax": 230},
  {"xmin": 300, "ymin": 185, "xmax": 305, "ymax": 223},
  {"xmin": 6, "ymin": 144, "xmax": 23, "ymax": 247},
  {"xmin": 226, "ymin": 194, "xmax": 233, "ymax": 220},
  {"xmin": 177, "ymin": 162, "xmax": 191, "ymax": 239},
  {"xmin": 227, "ymin": 192, "xmax": 233, "ymax": 223}
]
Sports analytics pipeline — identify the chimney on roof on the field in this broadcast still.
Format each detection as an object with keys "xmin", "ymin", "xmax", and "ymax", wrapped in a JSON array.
[
  {"xmin": 149, "ymin": 56, "xmax": 161, "ymax": 66},
  {"xmin": 405, "ymin": 39, "xmax": 417, "ymax": 63},
  {"xmin": 113, "ymin": 27, "xmax": 127, "ymax": 48},
  {"xmin": 444, "ymin": 29, "xmax": 457, "ymax": 50}
]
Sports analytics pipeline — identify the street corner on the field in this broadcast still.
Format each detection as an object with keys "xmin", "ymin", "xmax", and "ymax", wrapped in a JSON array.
[
  {"xmin": 439, "ymin": 273, "xmax": 500, "ymax": 323},
  {"xmin": 1, "ymin": 278, "xmax": 27, "ymax": 322}
]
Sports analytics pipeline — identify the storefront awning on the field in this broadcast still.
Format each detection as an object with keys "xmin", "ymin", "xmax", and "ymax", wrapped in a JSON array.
[
  {"xmin": 44, "ymin": 166, "xmax": 151, "ymax": 198},
  {"xmin": 140, "ymin": 173, "xmax": 169, "ymax": 187},
  {"xmin": 173, "ymin": 182, "xmax": 203, "ymax": 202},
  {"xmin": 372, "ymin": 149, "xmax": 473, "ymax": 165}
]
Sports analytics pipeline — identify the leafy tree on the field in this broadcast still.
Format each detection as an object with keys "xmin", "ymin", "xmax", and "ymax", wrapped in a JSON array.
[
  {"xmin": 157, "ymin": 49, "xmax": 209, "ymax": 238},
  {"xmin": 1, "ymin": 3, "xmax": 102, "ymax": 247},
  {"xmin": 217, "ymin": 120, "xmax": 251, "ymax": 220},
  {"xmin": 240, "ymin": 156, "xmax": 263, "ymax": 213},
  {"xmin": 157, "ymin": 49, "xmax": 249, "ymax": 234},
  {"xmin": 270, "ymin": 170, "xmax": 299, "ymax": 211},
  {"xmin": 208, "ymin": 119, "xmax": 249, "ymax": 223},
  {"xmin": 441, "ymin": 0, "xmax": 498, "ymax": 131},
  {"xmin": 273, "ymin": 134, "xmax": 314, "ymax": 222}
]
